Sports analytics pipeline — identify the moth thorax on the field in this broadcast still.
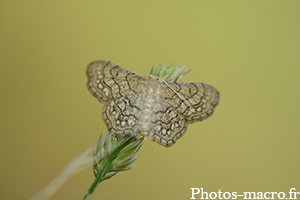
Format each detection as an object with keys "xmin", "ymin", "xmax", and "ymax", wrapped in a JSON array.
[{"xmin": 138, "ymin": 80, "xmax": 161, "ymax": 136}]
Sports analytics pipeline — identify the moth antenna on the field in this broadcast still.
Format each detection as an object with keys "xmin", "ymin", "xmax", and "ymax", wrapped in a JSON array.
[{"xmin": 163, "ymin": 81, "xmax": 192, "ymax": 107}]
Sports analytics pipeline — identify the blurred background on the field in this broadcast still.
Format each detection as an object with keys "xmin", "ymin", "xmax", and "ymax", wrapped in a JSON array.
[{"xmin": 1, "ymin": 1, "xmax": 299, "ymax": 200}]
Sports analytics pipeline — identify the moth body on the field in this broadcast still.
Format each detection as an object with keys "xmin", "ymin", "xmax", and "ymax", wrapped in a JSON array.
[{"xmin": 138, "ymin": 79, "xmax": 161, "ymax": 137}]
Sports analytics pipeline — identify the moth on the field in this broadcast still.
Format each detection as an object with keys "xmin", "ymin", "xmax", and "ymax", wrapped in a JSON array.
[{"xmin": 86, "ymin": 61, "xmax": 219, "ymax": 147}]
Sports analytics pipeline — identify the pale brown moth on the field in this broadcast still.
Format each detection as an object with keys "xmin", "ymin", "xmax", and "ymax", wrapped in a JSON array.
[{"xmin": 86, "ymin": 61, "xmax": 219, "ymax": 147}]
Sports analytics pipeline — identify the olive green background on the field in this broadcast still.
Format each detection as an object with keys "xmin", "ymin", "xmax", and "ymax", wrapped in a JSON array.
[{"xmin": 1, "ymin": 1, "xmax": 299, "ymax": 200}]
